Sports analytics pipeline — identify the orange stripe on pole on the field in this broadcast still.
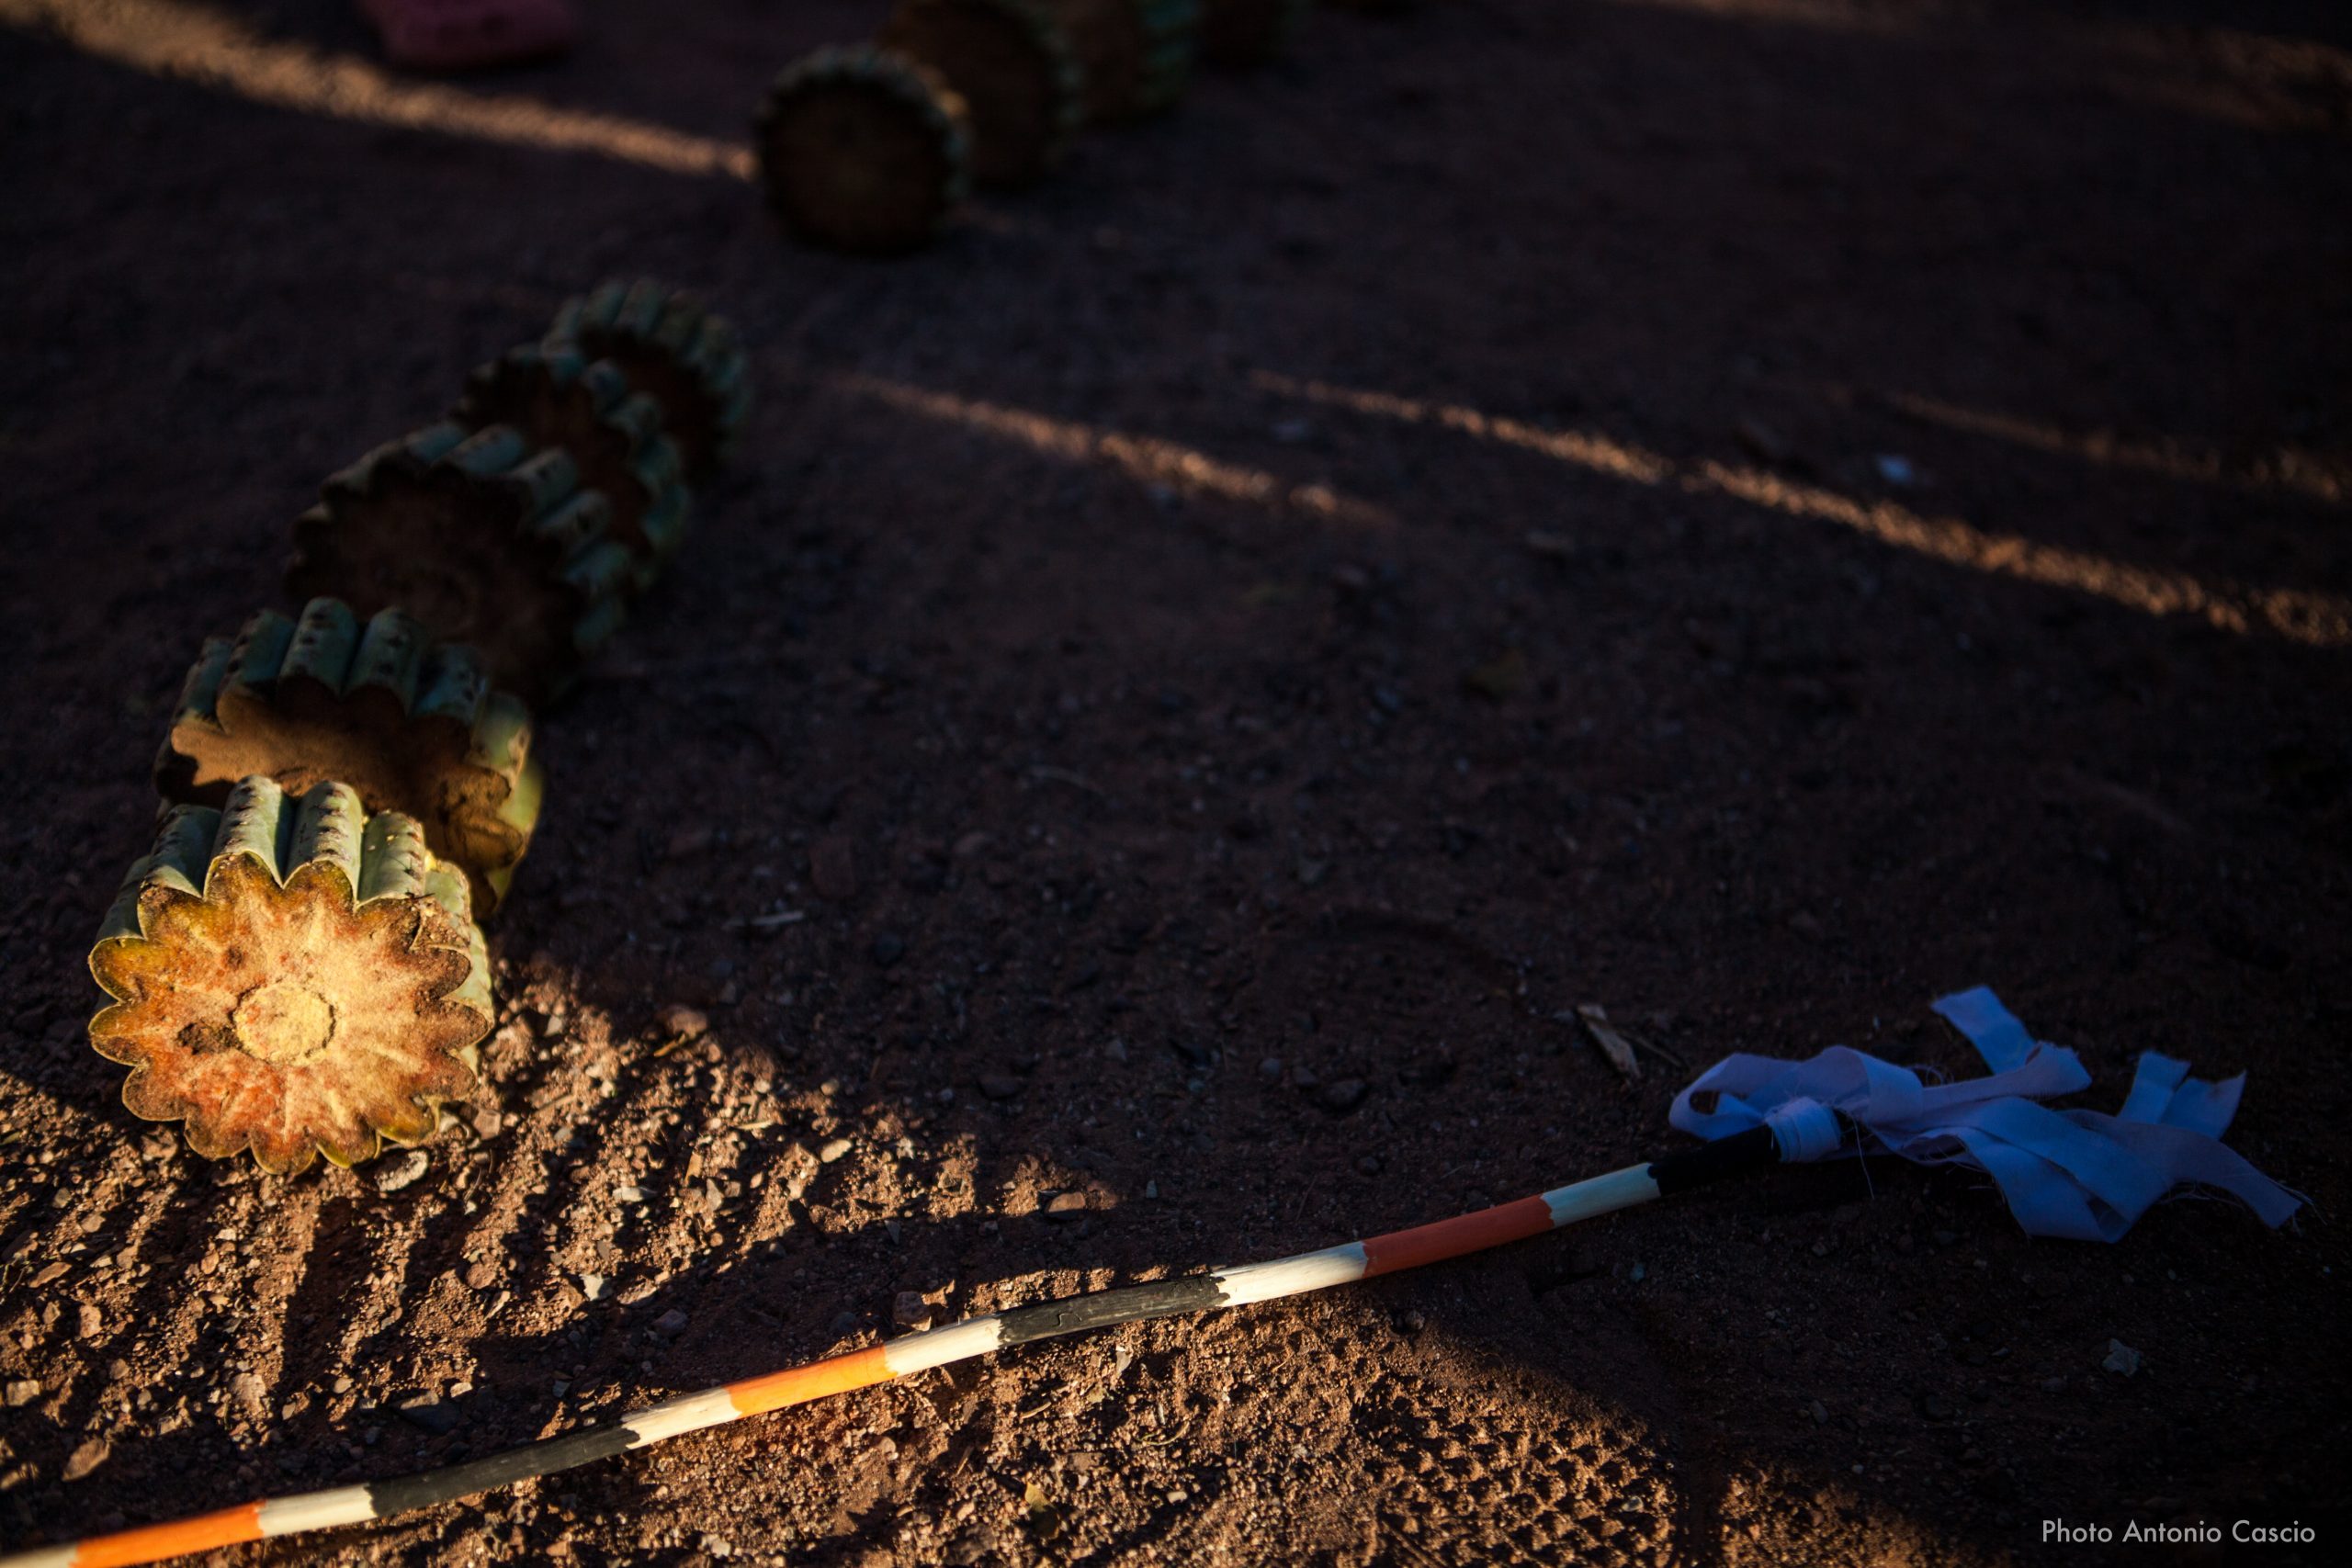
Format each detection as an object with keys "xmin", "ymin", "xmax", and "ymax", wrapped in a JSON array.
[
  {"xmin": 1359, "ymin": 1195, "xmax": 1555, "ymax": 1278},
  {"xmin": 724, "ymin": 1345, "xmax": 894, "ymax": 1417},
  {"xmin": 73, "ymin": 1503, "xmax": 265, "ymax": 1568}
]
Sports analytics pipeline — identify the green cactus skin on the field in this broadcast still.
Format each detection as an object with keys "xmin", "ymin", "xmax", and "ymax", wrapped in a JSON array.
[
  {"xmin": 453, "ymin": 342, "xmax": 693, "ymax": 592},
  {"xmin": 547, "ymin": 278, "xmax": 751, "ymax": 485},
  {"xmin": 156, "ymin": 599, "xmax": 544, "ymax": 911},
  {"xmin": 288, "ymin": 421, "xmax": 633, "ymax": 705}
]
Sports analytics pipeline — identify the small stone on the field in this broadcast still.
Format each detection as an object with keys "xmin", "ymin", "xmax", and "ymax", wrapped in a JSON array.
[
  {"xmin": 580, "ymin": 1273, "xmax": 606, "ymax": 1302},
  {"xmin": 376, "ymin": 1152, "xmax": 428, "ymax": 1194},
  {"xmin": 659, "ymin": 1004, "xmax": 709, "ymax": 1040},
  {"xmin": 871, "ymin": 931, "xmax": 906, "ymax": 967},
  {"xmin": 464, "ymin": 1262, "xmax": 496, "ymax": 1291},
  {"xmin": 615, "ymin": 1185, "xmax": 644, "ymax": 1204},
  {"xmin": 700, "ymin": 1537, "xmax": 735, "ymax": 1560},
  {"xmin": 892, "ymin": 1292, "xmax": 933, "ymax": 1330},
  {"xmin": 1810, "ymin": 1400, "xmax": 1828, "ymax": 1426},
  {"xmin": 1258, "ymin": 1056, "xmax": 1283, "ymax": 1080},
  {"xmin": 654, "ymin": 1309, "xmax": 690, "ymax": 1338},
  {"xmin": 819, "ymin": 1138, "xmax": 853, "ymax": 1164},
  {"xmin": 1629, "ymin": 1261, "xmax": 1646, "ymax": 1283},
  {"xmin": 398, "ymin": 1398, "xmax": 460, "ymax": 1436},
  {"xmin": 978, "ymin": 1074, "xmax": 1023, "ymax": 1101},
  {"xmin": 1317, "ymin": 1078, "xmax": 1368, "ymax": 1113},
  {"xmin": 4, "ymin": 1379, "xmax": 38, "ymax": 1407},
  {"xmin": 1355, "ymin": 1155, "xmax": 1382, "ymax": 1177},
  {"xmin": 1395, "ymin": 1309, "xmax": 1426, "ymax": 1335},
  {"xmin": 2102, "ymin": 1339, "xmax": 2142, "ymax": 1377},
  {"xmin": 77, "ymin": 1303, "xmax": 101, "ymax": 1339},
  {"xmin": 1043, "ymin": 1191, "xmax": 1089, "ymax": 1222},
  {"xmin": 229, "ymin": 1372, "xmax": 266, "ymax": 1419},
  {"xmin": 2040, "ymin": 1376, "xmax": 2067, "ymax": 1394},
  {"xmin": 809, "ymin": 835, "xmax": 858, "ymax": 901},
  {"xmin": 62, "ymin": 1438, "xmax": 108, "ymax": 1481},
  {"xmin": 333, "ymin": 1375, "xmax": 353, "ymax": 1395}
]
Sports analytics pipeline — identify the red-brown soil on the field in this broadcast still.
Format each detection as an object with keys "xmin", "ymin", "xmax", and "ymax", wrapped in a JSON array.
[{"xmin": 2, "ymin": 2, "xmax": 2348, "ymax": 1564}]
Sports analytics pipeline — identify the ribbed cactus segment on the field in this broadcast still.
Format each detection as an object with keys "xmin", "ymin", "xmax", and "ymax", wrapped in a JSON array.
[
  {"xmin": 753, "ymin": 46, "xmax": 973, "ymax": 255},
  {"xmin": 89, "ymin": 778, "xmax": 492, "ymax": 1174},
  {"xmin": 288, "ymin": 421, "xmax": 631, "ymax": 703},
  {"xmin": 1044, "ymin": 0, "xmax": 1201, "ymax": 124},
  {"xmin": 881, "ymin": 0, "xmax": 1082, "ymax": 188},
  {"xmin": 453, "ymin": 341, "xmax": 691, "ymax": 590},
  {"xmin": 546, "ymin": 278, "xmax": 750, "ymax": 485},
  {"xmin": 156, "ymin": 598, "xmax": 544, "ymax": 910}
]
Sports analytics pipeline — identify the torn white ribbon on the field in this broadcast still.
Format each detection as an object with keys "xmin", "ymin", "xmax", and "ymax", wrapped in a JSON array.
[{"xmin": 1669, "ymin": 987, "xmax": 2302, "ymax": 1241}]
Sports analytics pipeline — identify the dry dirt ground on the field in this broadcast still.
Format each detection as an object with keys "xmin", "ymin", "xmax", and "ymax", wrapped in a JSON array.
[{"xmin": 3, "ymin": 1, "xmax": 2350, "ymax": 1564}]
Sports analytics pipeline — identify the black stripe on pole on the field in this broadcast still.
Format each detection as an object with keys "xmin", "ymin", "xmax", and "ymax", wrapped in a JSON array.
[
  {"xmin": 996, "ymin": 1274, "xmax": 1228, "ymax": 1348},
  {"xmin": 1645, "ymin": 1123, "xmax": 1782, "ymax": 1198},
  {"xmin": 365, "ymin": 1422, "xmax": 638, "ymax": 1519}
]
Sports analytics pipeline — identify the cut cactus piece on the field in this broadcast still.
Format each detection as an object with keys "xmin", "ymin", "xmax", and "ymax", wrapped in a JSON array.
[
  {"xmin": 452, "ymin": 341, "xmax": 693, "ymax": 591},
  {"xmin": 1200, "ymin": 0, "xmax": 1307, "ymax": 66},
  {"xmin": 155, "ymin": 599, "xmax": 544, "ymax": 911},
  {"xmin": 880, "ymin": 0, "xmax": 1082, "ymax": 188},
  {"xmin": 546, "ymin": 279, "xmax": 750, "ymax": 486},
  {"xmin": 287, "ymin": 420, "xmax": 632, "ymax": 704},
  {"xmin": 754, "ymin": 46, "xmax": 972, "ymax": 256},
  {"xmin": 1041, "ymin": 0, "xmax": 1201, "ymax": 124},
  {"xmin": 89, "ymin": 778, "xmax": 493, "ymax": 1175}
]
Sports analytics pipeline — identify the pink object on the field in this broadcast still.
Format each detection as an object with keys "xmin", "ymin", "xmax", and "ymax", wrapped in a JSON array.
[{"xmin": 361, "ymin": 0, "xmax": 579, "ymax": 72}]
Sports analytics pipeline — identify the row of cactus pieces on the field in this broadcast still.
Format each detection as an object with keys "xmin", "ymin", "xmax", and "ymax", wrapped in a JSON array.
[
  {"xmin": 95, "ymin": 281, "xmax": 747, "ymax": 1173},
  {"xmin": 758, "ymin": 1, "xmax": 1314, "ymax": 254}
]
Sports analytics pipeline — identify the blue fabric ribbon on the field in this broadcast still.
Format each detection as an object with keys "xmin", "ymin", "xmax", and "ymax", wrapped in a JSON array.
[{"xmin": 1668, "ymin": 987, "xmax": 2302, "ymax": 1241}]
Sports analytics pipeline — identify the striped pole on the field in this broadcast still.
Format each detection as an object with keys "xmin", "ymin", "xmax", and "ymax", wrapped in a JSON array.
[{"xmin": 1, "ymin": 1122, "xmax": 1807, "ymax": 1568}]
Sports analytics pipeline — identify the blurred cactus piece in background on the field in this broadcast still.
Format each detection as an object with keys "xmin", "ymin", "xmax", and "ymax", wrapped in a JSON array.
[
  {"xmin": 881, "ymin": 0, "xmax": 1082, "ymax": 188},
  {"xmin": 1042, "ymin": 0, "xmax": 1201, "ymax": 124},
  {"xmin": 754, "ymin": 46, "xmax": 973, "ymax": 256}
]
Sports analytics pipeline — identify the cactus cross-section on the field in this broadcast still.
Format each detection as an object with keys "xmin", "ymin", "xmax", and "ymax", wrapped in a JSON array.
[{"xmin": 88, "ymin": 778, "xmax": 493, "ymax": 1174}]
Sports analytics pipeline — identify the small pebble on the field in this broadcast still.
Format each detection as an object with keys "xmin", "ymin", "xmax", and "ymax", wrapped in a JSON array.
[
  {"xmin": 871, "ymin": 932, "xmax": 906, "ymax": 967},
  {"xmin": 62, "ymin": 1438, "xmax": 108, "ymax": 1482},
  {"xmin": 77, "ymin": 1303, "xmax": 101, "ymax": 1339},
  {"xmin": 2102, "ymin": 1339, "xmax": 2142, "ymax": 1377},
  {"xmin": 1258, "ymin": 1056, "xmax": 1283, "ymax": 1081},
  {"xmin": 1317, "ymin": 1078, "xmax": 1367, "ymax": 1113},
  {"xmin": 376, "ymin": 1152, "xmax": 428, "ymax": 1194},
  {"xmin": 654, "ymin": 1309, "xmax": 690, "ymax": 1338},
  {"xmin": 659, "ymin": 1004, "xmax": 709, "ymax": 1039},
  {"xmin": 615, "ymin": 1185, "xmax": 644, "ymax": 1204},
  {"xmin": 892, "ymin": 1292, "xmax": 933, "ymax": 1330},
  {"xmin": 819, "ymin": 1139, "xmax": 853, "ymax": 1164},
  {"xmin": 4, "ymin": 1379, "xmax": 39, "ymax": 1407},
  {"xmin": 1043, "ymin": 1192, "xmax": 1089, "ymax": 1222},
  {"xmin": 580, "ymin": 1273, "xmax": 606, "ymax": 1302}
]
